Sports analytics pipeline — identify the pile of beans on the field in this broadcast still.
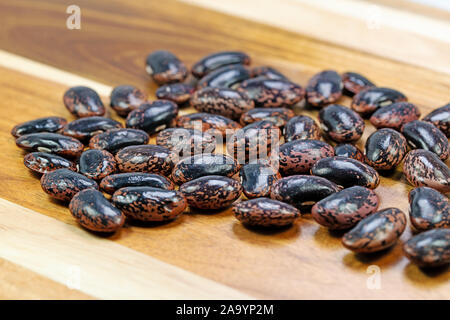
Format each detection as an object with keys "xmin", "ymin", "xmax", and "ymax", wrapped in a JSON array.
[{"xmin": 12, "ymin": 50, "xmax": 449, "ymax": 268}]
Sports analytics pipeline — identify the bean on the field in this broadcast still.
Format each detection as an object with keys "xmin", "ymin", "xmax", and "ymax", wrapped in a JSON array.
[
  {"xmin": 233, "ymin": 198, "xmax": 300, "ymax": 227},
  {"xmin": 279, "ymin": 139, "xmax": 334, "ymax": 175},
  {"xmin": 62, "ymin": 117, "xmax": 122, "ymax": 140},
  {"xmin": 341, "ymin": 72, "xmax": 375, "ymax": 97},
  {"xmin": 11, "ymin": 116, "xmax": 67, "ymax": 138},
  {"xmin": 423, "ymin": 103, "xmax": 450, "ymax": 137},
  {"xmin": 171, "ymin": 153, "xmax": 239, "ymax": 185},
  {"xmin": 16, "ymin": 133, "xmax": 83, "ymax": 158},
  {"xmin": 238, "ymin": 78, "xmax": 305, "ymax": 108},
  {"xmin": 365, "ymin": 128, "xmax": 408, "ymax": 170},
  {"xmin": 239, "ymin": 162, "xmax": 280, "ymax": 199},
  {"xmin": 334, "ymin": 143, "xmax": 365, "ymax": 162},
  {"xmin": 342, "ymin": 208, "xmax": 406, "ymax": 253},
  {"xmin": 69, "ymin": 189, "xmax": 124, "ymax": 233},
  {"xmin": 110, "ymin": 85, "xmax": 147, "ymax": 117},
  {"xmin": 240, "ymin": 107, "xmax": 294, "ymax": 127},
  {"xmin": 179, "ymin": 175, "xmax": 242, "ymax": 210},
  {"xmin": 197, "ymin": 65, "xmax": 250, "ymax": 89},
  {"xmin": 319, "ymin": 104, "xmax": 365, "ymax": 142},
  {"xmin": 250, "ymin": 66, "xmax": 288, "ymax": 80},
  {"xmin": 312, "ymin": 186, "xmax": 379, "ymax": 230},
  {"xmin": 402, "ymin": 120, "xmax": 449, "ymax": 160},
  {"xmin": 306, "ymin": 70, "xmax": 343, "ymax": 107},
  {"xmin": 145, "ymin": 50, "xmax": 188, "ymax": 85},
  {"xmin": 403, "ymin": 150, "xmax": 450, "ymax": 193},
  {"xmin": 370, "ymin": 102, "xmax": 420, "ymax": 130},
  {"xmin": 176, "ymin": 112, "xmax": 241, "ymax": 137},
  {"xmin": 126, "ymin": 100, "xmax": 178, "ymax": 135},
  {"xmin": 24, "ymin": 152, "xmax": 76, "ymax": 174},
  {"xmin": 156, "ymin": 83, "xmax": 195, "ymax": 105},
  {"xmin": 115, "ymin": 145, "xmax": 173, "ymax": 176},
  {"xmin": 192, "ymin": 51, "xmax": 251, "ymax": 78},
  {"xmin": 156, "ymin": 128, "xmax": 216, "ymax": 157},
  {"xmin": 284, "ymin": 115, "xmax": 321, "ymax": 142},
  {"xmin": 403, "ymin": 228, "xmax": 450, "ymax": 267},
  {"xmin": 88, "ymin": 128, "xmax": 150, "ymax": 154},
  {"xmin": 191, "ymin": 87, "xmax": 254, "ymax": 119},
  {"xmin": 311, "ymin": 156, "xmax": 380, "ymax": 189},
  {"xmin": 270, "ymin": 175, "xmax": 340, "ymax": 211},
  {"xmin": 63, "ymin": 86, "xmax": 105, "ymax": 118},
  {"xmin": 78, "ymin": 149, "xmax": 116, "ymax": 180},
  {"xmin": 111, "ymin": 186, "xmax": 186, "ymax": 222},
  {"xmin": 100, "ymin": 173, "xmax": 174, "ymax": 194},
  {"xmin": 40, "ymin": 168, "xmax": 98, "ymax": 202},
  {"xmin": 351, "ymin": 87, "xmax": 407, "ymax": 115},
  {"xmin": 409, "ymin": 187, "xmax": 450, "ymax": 232}
]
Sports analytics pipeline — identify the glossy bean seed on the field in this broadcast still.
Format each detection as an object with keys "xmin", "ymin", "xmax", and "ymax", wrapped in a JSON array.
[
  {"xmin": 24, "ymin": 152, "xmax": 76, "ymax": 174},
  {"xmin": 197, "ymin": 65, "xmax": 250, "ymax": 89},
  {"xmin": 239, "ymin": 162, "xmax": 280, "ymax": 198},
  {"xmin": 403, "ymin": 150, "xmax": 450, "ymax": 193},
  {"xmin": 62, "ymin": 117, "xmax": 122, "ymax": 140},
  {"xmin": 115, "ymin": 145, "xmax": 173, "ymax": 176},
  {"xmin": 89, "ymin": 128, "xmax": 150, "ymax": 154},
  {"xmin": 227, "ymin": 120, "xmax": 280, "ymax": 163},
  {"xmin": 145, "ymin": 50, "xmax": 188, "ymax": 85},
  {"xmin": 176, "ymin": 112, "xmax": 241, "ymax": 137},
  {"xmin": 238, "ymin": 78, "xmax": 305, "ymax": 108},
  {"xmin": 110, "ymin": 85, "xmax": 147, "ymax": 117},
  {"xmin": 334, "ymin": 144, "xmax": 365, "ymax": 162},
  {"xmin": 284, "ymin": 115, "xmax": 321, "ymax": 142},
  {"xmin": 156, "ymin": 83, "xmax": 195, "ymax": 105},
  {"xmin": 370, "ymin": 102, "xmax": 420, "ymax": 130},
  {"xmin": 365, "ymin": 128, "xmax": 408, "ymax": 170},
  {"xmin": 63, "ymin": 86, "xmax": 105, "ymax": 118},
  {"xmin": 306, "ymin": 70, "xmax": 343, "ymax": 107},
  {"xmin": 240, "ymin": 107, "xmax": 294, "ymax": 127},
  {"xmin": 180, "ymin": 175, "xmax": 242, "ymax": 210},
  {"xmin": 319, "ymin": 104, "xmax": 365, "ymax": 142},
  {"xmin": 250, "ymin": 66, "xmax": 287, "ymax": 80},
  {"xmin": 351, "ymin": 87, "xmax": 407, "ymax": 115},
  {"xmin": 311, "ymin": 156, "xmax": 380, "ymax": 189},
  {"xmin": 403, "ymin": 228, "xmax": 450, "ymax": 267},
  {"xmin": 191, "ymin": 87, "xmax": 254, "ymax": 119},
  {"xmin": 126, "ymin": 100, "xmax": 178, "ymax": 135},
  {"xmin": 111, "ymin": 187, "xmax": 187, "ymax": 222},
  {"xmin": 11, "ymin": 116, "xmax": 67, "ymax": 138},
  {"xmin": 423, "ymin": 103, "xmax": 450, "ymax": 137},
  {"xmin": 270, "ymin": 175, "xmax": 340, "ymax": 211},
  {"xmin": 69, "ymin": 189, "xmax": 124, "ymax": 232},
  {"xmin": 40, "ymin": 169, "xmax": 98, "ymax": 202},
  {"xmin": 312, "ymin": 186, "xmax": 380, "ymax": 230},
  {"xmin": 156, "ymin": 128, "xmax": 215, "ymax": 157},
  {"xmin": 78, "ymin": 149, "xmax": 116, "ymax": 180},
  {"xmin": 402, "ymin": 120, "xmax": 449, "ymax": 160},
  {"xmin": 341, "ymin": 72, "xmax": 375, "ymax": 97},
  {"xmin": 233, "ymin": 198, "xmax": 300, "ymax": 227},
  {"xmin": 171, "ymin": 153, "xmax": 239, "ymax": 185},
  {"xmin": 279, "ymin": 139, "xmax": 334, "ymax": 175},
  {"xmin": 16, "ymin": 133, "xmax": 84, "ymax": 158},
  {"xmin": 409, "ymin": 187, "xmax": 450, "ymax": 231},
  {"xmin": 342, "ymin": 208, "xmax": 406, "ymax": 253},
  {"xmin": 100, "ymin": 173, "xmax": 174, "ymax": 194},
  {"xmin": 192, "ymin": 51, "xmax": 251, "ymax": 78}
]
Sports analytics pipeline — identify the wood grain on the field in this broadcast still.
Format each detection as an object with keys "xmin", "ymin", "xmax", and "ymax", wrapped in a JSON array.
[{"xmin": 0, "ymin": 0, "xmax": 449, "ymax": 299}]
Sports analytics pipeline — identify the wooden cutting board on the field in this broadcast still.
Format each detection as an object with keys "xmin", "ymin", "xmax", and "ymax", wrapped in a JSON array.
[{"xmin": 0, "ymin": 0, "xmax": 448, "ymax": 299}]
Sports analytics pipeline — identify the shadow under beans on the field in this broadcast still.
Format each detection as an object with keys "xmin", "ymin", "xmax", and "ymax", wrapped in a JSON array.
[
  {"xmin": 342, "ymin": 242, "xmax": 404, "ymax": 270},
  {"xmin": 125, "ymin": 214, "xmax": 185, "ymax": 229},
  {"xmin": 313, "ymin": 226, "xmax": 347, "ymax": 250},
  {"xmin": 377, "ymin": 168, "xmax": 402, "ymax": 179},
  {"xmin": 185, "ymin": 206, "xmax": 233, "ymax": 217},
  {"xmin": 232, "ymin": 221, "xmax": 300, "ymax": 246},
  {"xmin": 403, "ymin": 262, "xmax": 449, "ymax": 288}
]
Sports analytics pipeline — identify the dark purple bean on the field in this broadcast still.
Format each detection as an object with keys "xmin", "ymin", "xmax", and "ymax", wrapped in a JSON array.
[
  {"xmin": 156, "ymin": 128, "xmax": 216, "ymax": 157},
  {"xmin": 284, "ymin": 115, "xmax": 321, "ymax": 142},
  {"xmin": 63, "ymin": 86, "xmax": 105, "ymax": 118},
  {"xmin": 341, "ymin": 72, "xmax": 374, "ymax": 97},
  {"xmin": 250, "ymin": 66, "xmax": 288, "ymax": 80},
  {"xmin": 334, "ymin": 144, "xmax": 365, "ymax": 162},
  {"xmin": 306, "ymin": 70, "xmax": 342, "ymax": 107},
  {"xmin": 145, "ymin": 50, "xmax": 188, "ymax": 85},
  {"xmin": 409, "ymin": 187, "xmax": 450, "ymax": 232},
  {"xmin": 176, "ymin": 112, "xmax": 241, "ymax": 137},
  {"xmin": 62, "ymin": 117, "xmax": 122, "ymax": 140},
  {"xmin": 88, "ymin": 128, "xmax": 150, "ymax": 154},
  {"xmin": 24, "ymin": 152, "xmax": 76, "ymax": 174},
  {"xmin": 11, "ymin": 116, "xmax": 67, "ymax": 138},
  {"xmin": 403, "ymin": 228, "xmax": 450, "ymax": 267},
  {"xmin": 370, "ymin": 102, "xmax": 420, "ymax": 130},
  {"xmin": 156, "ymin": 83, "xmax": 195, "ymax": 105},
  {"xmin": 126, "ymin": 100, "xmax": 178, "ymax": 135},
  {"xmin": 78, "ymin": 149, "xmax": 116, "ymax": 180},
  {"xmin": 192, "ymin": 51, "xmax": 251, "ymax": 78},
  {"xmin": 240, "ymin": 107, "xmax": 294, "ymax": 127},
  {"xmin": 365, "ymin": 128, "xmax": 408, "ymax": 170},
  {"xmin": 100, "ymin": 173, "xmax": 174, "ymax": 194},
  {"xmin": 423, "ymin": 103, "xmax": 450, "ymax": 137},
  {"xmin": 197, "ymin": 65, "xmax": 250, "ymax": 89},
  {"xmin": 110, "ymin": 85, "xmax": 147, "ymax": 117},
  {"xmin": 351, "ymin": 87, "xmax": 407, "ymax": 115},
  {"xmin": 115, "ymin": 145, "xmax": 173, "ymax": 176},
  {"xmin": 16, "ymin": 133, "xmax": 83, "ymax": 158},
  {"xmin": 319, "ymin": 104, "xmax": 365, "ymax": 142},
  {"xmin": 239, "ymin": 162, "xmax": 280, "ymax": 199}
]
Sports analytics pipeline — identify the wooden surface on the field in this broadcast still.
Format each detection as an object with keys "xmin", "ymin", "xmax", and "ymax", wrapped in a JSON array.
[{"xmin": 0, "ymin": 0, "xmax": 449, "ymax": 299}]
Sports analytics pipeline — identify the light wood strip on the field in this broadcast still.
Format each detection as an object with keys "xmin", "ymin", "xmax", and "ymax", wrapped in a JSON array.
[
  {"xmin": 182, "ymin": 0, "xmax": 450, "ymax": 75},
  {"xmin": 0, "ymin": 198, "xmax": 252, "ymax": 300}
]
